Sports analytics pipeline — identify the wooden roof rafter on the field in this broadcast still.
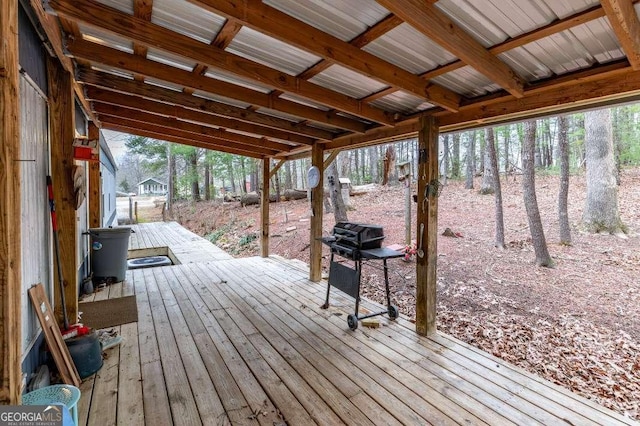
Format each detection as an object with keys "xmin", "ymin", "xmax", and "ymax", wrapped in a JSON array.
[
  {"xmin": 102, "ymin": 118, "xmax": 268, "ymax": 159},
  {"xmin": 78, "ymin": 69, "xmax": 331, "ymax": 141},
  {"xmin": 600, "ymin": 0, "xmax": 640, "ymax": 70},
  {"xmin": 375, "ymin": 0, "xmax": 525, "ymax": 98},
  {"xmin": 67, "ymin": 39, "xmax": 364, "ymax": 135},
  {"xmin": 189, "ymin": 0, "xmax": 461, "ymax": 112},
  {"xmin": 48, "ymin": 0, "xmax": 396, "ymax": 126},
  {"xmin": 85, "ymin": 86, "xmax": 315, "ymax": 146},
  {"xmin": 93, "ymin": 103, "xmax": 294, "ymax": 153},
  {"xmin": 362, "ymin": 1, "xmax": 640, "ymax": 103}
]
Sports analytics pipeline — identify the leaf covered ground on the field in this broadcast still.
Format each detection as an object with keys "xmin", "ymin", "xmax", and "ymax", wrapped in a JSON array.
[{"xmin": 169, "ymin": 168, "xmax": 640, "ymax": 420}]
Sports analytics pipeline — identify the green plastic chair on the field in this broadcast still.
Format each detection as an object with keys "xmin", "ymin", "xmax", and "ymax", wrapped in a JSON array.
[{"xmin": 22, "ymin": 384, "xmax": 81, "ymax": 426}]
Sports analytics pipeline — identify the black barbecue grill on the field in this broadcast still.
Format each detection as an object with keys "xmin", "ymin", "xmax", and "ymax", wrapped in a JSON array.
[{"xmin": 321, "ymin": 222, "xmax": 403, "ymax": 330}]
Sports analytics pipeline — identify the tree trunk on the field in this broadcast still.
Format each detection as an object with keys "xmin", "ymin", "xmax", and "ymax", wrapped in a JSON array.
[
  {"xmin": 369, "ymin": 146, "xmax": 379, "ymax": 183},
  {"xmin": 486, "ymin": 127, "xmax": 505, "ymax": 249},
  {"xmin": 228, "ymin": 161, "xmax": 236, "ymax": 193},
  {"xmin": 557, "ymin": 115, "xmax": 572, "ymax": 245},
  {"xmin": 239, "ymin": 157, "xmax": 247, "ymax": 194},
  {"xmin": 583, "ymin": 108, "xmax": 625, "ymax": 234},
  {"xmin": 382, "ymin": 145, "xmax": 396, "ymax": 185},
  {"xmin": 273, "ymin": 162, "xmax": 281, "ymax": 202},
  {"xmin": 464, "ymin": 133, "xmax": 475, "ymax": 189},
  {"xmin": 503, "ymin": 126, "xmax": 510, "ymax": 175},
  {"xmin": 522, "ymin": 120, "xmax": 553, "ymax": 267},
  {"xmin": 442, "ymin": 134, "xmax": 449, "ymax": 185},
  {"xmin": 326, "ymin": 160, "xmax": 348, "ymax": 222},
  {"xmin": 190, "ymin": 150, "xmax": 201, "ymax": 201},
  {"xmin": 452, "ymin": 133, "xmax": 461, "ymax": 178},
  {"xmin": 204, "ymin": 160, "xmax": 210, "ymax": 201},
  {"xmin": 284, "ymin": 160, "xmax": 293, "ymax": 190},
  {"xmin": 167, "ymin": 144, "xmax": 175, "ymax": 214},
  {"xmin": 480, "ymin": 129, "xmax": 495, "ymax": 194}
]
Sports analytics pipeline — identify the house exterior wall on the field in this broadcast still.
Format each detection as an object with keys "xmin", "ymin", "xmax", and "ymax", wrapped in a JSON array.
[
  {"xmin": 19, "ymin": 74, "xmax": 51, "ymax": 360},
  {"xmin": 100, "ymin": 135, "xmax": 118, "ymax": 227}
]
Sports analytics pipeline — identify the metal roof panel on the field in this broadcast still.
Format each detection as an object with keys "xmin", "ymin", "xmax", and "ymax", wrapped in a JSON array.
[
  {"xmin": 151, "ymin": 0, "xmax": 224, "ymax": 44},
  {"xmin": 226, "ymin": 26, "xmax": 321, "ymax": 75},
  {"xmin": 363, "ymin": 23, "xmax": 457, "ymax": 74},
  {"xmin": 94, "ymin": 0, "xmax": 134, "ymax": 15},
  {"xmin": 78, "ymin": 23, "xmax": 133, "ymax": 53},
  {"xmin": 370, "ymin": 91, "xmax": 435, "ymax": 115},
  {"xmin": 264, "ymin": 0, "xmax": 389, "ymax": 41},
  {"xmin": 309, "ymin": 64, "xmax": 388, "ymax": 99},
  {"xmin": 433, "ymin": 66, "xmax": 501, "ymax": 97},
  {"xmin": 203, "ymin": 69, "xmax": 274, "ymax": 94},
  {"xmin": 146, "ymin": 48, "xmax": 198, "ymax": 72}
]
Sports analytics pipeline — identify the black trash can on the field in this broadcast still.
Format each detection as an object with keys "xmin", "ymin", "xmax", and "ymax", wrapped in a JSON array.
[{"xmin": 89, "ymin": 227, "xmax": 132, "ymax": 283}]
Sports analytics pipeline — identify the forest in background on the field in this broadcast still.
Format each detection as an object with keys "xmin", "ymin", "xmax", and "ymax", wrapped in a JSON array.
[{"xmin": 118, "ymin": 103, "xmax": 640, "ymax": 207}]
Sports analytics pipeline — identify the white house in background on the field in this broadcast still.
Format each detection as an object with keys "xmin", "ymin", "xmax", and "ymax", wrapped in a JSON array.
[{"xmin": 138, "ymin": 178, "xmax": 168, "ymax": 195}]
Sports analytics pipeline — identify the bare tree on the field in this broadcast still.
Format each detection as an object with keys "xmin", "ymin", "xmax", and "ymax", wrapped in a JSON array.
[
  {"xmin": 441, "ymin": 134, "xmax": 449, "ymax": 185},
  {"xmin": 583, "ymin": 108, "xmax": 626, "ymax": 234},
  {"xmin": 522, "ymin": 120, "xmax": 553, "ymax": 267},
  {"xmin": 452, "ymin": 132, "xmax": 461, "ymax": 178},
  {"xmin": 189, "ymin": 149, "xmax": 201, "ymax": 201},
  {"xmin": 557, "ymin": 115, "xmax": 572, "ymax": 245},
  {"xmin": 480, "ymin": 130, "xmax": 495, "ymax": 195},
  {"xmin": 326, "ymin": 159, "xmax": 348, "ymax": 222},
  {"xmin": 382, "ymin": 145, "xmax": 396, "ymax": 185},
  {"xmin": 486, "ymin": 127, "xmax": 505, "ymax": 249},
  {"xmin": 464, "ymin": 132, "xmax": 475, "ymax": 189}
]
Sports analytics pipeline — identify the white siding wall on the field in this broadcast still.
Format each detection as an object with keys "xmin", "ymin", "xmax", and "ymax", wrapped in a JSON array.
[
  {"xmin": 19, "ymin": 75, "xmax": 52, "ymax": 358},
  {"xmin": 101, "ymin": 163, "xmax": 117, "ymax": 226}
]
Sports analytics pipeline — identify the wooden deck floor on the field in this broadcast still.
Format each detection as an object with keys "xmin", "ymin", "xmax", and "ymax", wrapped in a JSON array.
[{"xmin": 78, "ymin": 222, "xmax": 637, "ymax": 425}]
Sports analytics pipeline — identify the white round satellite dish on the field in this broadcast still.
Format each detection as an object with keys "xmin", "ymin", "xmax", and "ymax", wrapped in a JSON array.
[{"xmin": 307, "ymin": 166, "xmax": 320, "ymax": 188}]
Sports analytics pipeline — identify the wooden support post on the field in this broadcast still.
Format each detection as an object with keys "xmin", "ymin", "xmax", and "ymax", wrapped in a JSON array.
[
  {"xmin": 322, "ymin": 149, "xmax": 340, "ymax": 170},
  {"xmin": 268, "ymin": 159, "xmax": 285, "ymax": 180},
  {"xmin": 261, "ymin": 158, "xmax": 270, "ymax": 257},
  {"xmin": 0, "ymin": 0, "xmax": 22, "ymax": 404},
  {"xmin": 88, "ymin": 122, "xmax": 101, "ymax": 228},
  {"xmin": 48, "ymin": 55, "xmax": 78, "ymax": 326},
  {"xmin": 309, "ymin": 143, "xmax": 324, "ymax": 281},
  {"xmin": 415, "ymin": 116, "xmax": 439, "ymax": 336}
]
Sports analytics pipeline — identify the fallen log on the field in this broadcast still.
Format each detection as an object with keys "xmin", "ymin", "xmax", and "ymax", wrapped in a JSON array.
[{"xmin": 283, "ymin": 188, "xmax": 308, "ymax": 201}]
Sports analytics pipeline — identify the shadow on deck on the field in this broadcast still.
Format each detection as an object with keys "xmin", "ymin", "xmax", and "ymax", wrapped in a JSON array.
[{"xmin": 77, "ymin": 222, "xmax": 636, "ymax": 425}]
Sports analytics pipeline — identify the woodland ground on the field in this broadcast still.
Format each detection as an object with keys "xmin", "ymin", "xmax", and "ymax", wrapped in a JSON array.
[{"xmin": 138, "ymin": 168, "xmax": 640, "ymax": 420}]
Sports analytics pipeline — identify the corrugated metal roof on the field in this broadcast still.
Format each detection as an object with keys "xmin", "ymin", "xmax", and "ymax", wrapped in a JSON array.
[
  {"xmin": 151, "ymin": 0, "xmax": 224, "ymax": 44},
  {"xmin": 279, "ymin": 93, "xmax": 331, "ymax": 111},
  {"xmin": 146, "ymin": 48, "xmax": 198, "ymax": 72},
  {"xmin": 94, "ymin": 0, "xmax": 133, "ymax": 15},
  {"xmin": 203, "ymin": 69, "xmax": 274, "ymax": 94},
  {"xmin": 91, "ymin": 64, "xmax": 134, "ymax": 80},
  {"xmin": 364, "ymin": 23, "xmax": 457, "ymax": 74},
  {"xmin": 370, "ymin": 91, "xmax": 435, "ymax": 115},
  {"xmin": 226, "ymin": 27, "xmax": 321, "ymax": 76},
  {"xmin": 309, "ymin": 64, "xmax": 388, "ymax": 99},
  {"xmin": 144, "ymin": 77, "xmax": 185, "ymax": 93},
  {"xmin": 78, "ymin": 23, "xmax": 133, "ymax": 53},
  {"xmin": 433, "ymin": 66, "xmax": 501, "ymax": 98},
  {"xmin": 264, "ymin": 0, "xmax": 389, "ymax": 42},
  {"xmin": 255, "ymin": 107, "xmax": 306, "ymax": 123},
  {"xmin": 191, "ymin": 90, "xmax": 253, "ymax": 109}
]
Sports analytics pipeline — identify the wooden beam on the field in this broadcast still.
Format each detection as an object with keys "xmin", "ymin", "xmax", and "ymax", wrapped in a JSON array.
[
  {"xmin": 0, "ymin": 0, "xmax": 21, "ymax": 405},
  {"xmin": 269, "ymin": 159, "xmax": 285, "ymax": 179},
  {"xmin": 100, "ymin": 119, "xmax": 265, "ymax": 159},
  {"xmin": 600, "ymin": 0, "xmax": 640, "ymax": 70},
  {"xmin": 78, "ymin": 69, "xmax": 335, "ymax": 140},
  {"xmin": 98, "ymin": 114, "xmax": 280, "ymax": 157},
  {"xmin": 48, "ymin": 0, "xmax": 395, "ymax": 125},
  {"xmin": 260, "ymin": 158, "xmax": 270, "ymax": 257},
  {"xmin": 415, "ymin": 115, "xmax": 438, "ymax": 336},
  {"xmin": 67, "ymin": 40, "xmax": 361, "ymax": 135},
  {"xmin": 437, "ymin": 66, "xmax": 640, "ymax": 129},
  {"xmin": 47, "ymin": 55, "xmax": 78, "ymax": 327},
  {"xmin": 88, "ymin": 123, "xmax": 101, "ymax": 228},
  {"xmin": 212, "ymin": 18, "xmax": 242, "ymax": 49},
  {"xmin": 132, "ymin": 0, "xmax": 154, "ymax": 80},
  {"xmin": 190, "ymin": 0, "xmax": 460, "ymax": 111},
  {"xmin": 309, "ymin": 143, "xmax": 324, "ymax": 282},
  {"xmin": 93, "ymin": 103, "xmax": 293, "ymax": 153},
  {"xmin": 85, "ymin": 86, "xmax": 314, "ymax": 146},
  {"xmin": 322, "ymin": 150, "xmax": 340, "ymax": 170},
  {"xmin": 325, "ymin": 121, "xmax": 421, "ymax": 151},
  {"xmin": 375, "ymin": 0, "xmax": 525, "ymax": 98}
]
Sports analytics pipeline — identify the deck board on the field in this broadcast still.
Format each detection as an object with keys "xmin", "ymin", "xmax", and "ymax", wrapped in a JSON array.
[{"xmin": 76, "ymin": 222, "xmax": 638, "ymax": 426}]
